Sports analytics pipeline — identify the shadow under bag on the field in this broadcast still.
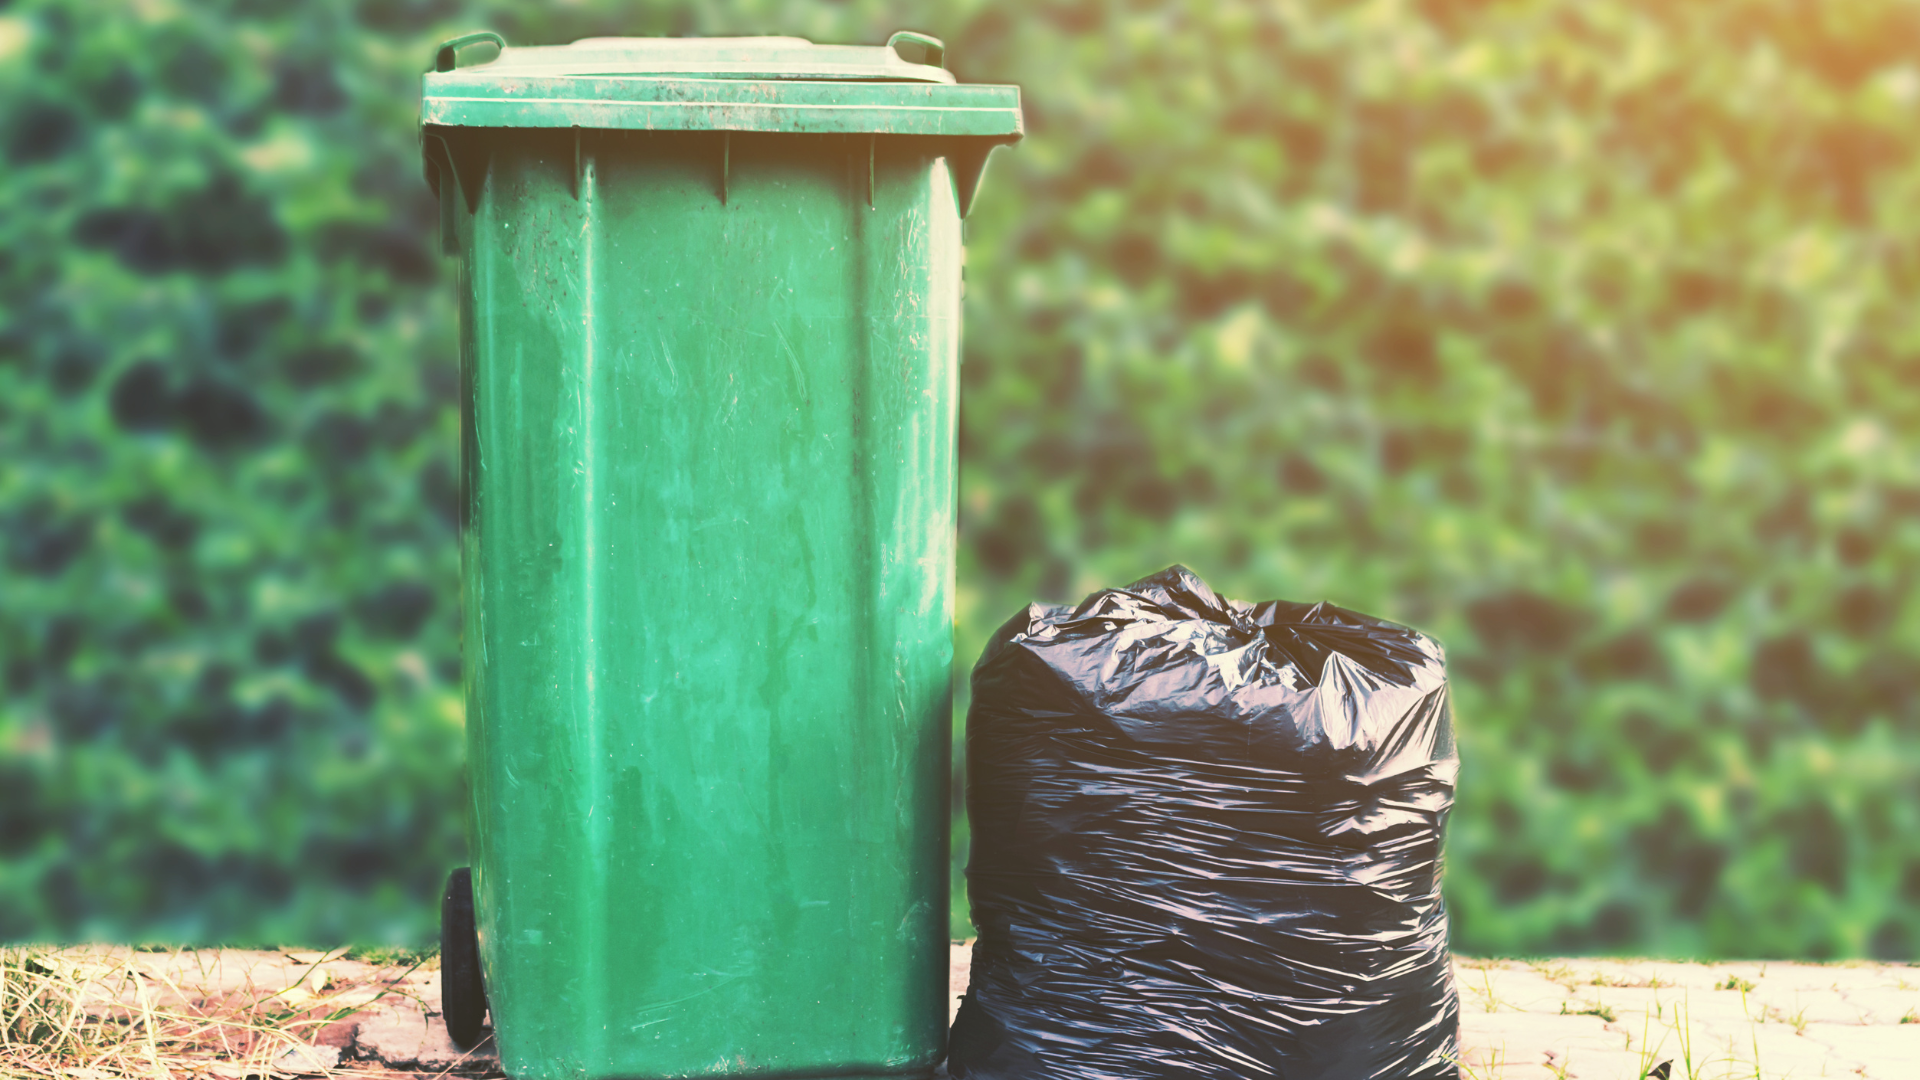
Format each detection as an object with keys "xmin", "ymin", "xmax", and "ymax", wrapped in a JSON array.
[{"xmin": 952, "ymin": 566, "xmax": 1461, "ymax": 1080}]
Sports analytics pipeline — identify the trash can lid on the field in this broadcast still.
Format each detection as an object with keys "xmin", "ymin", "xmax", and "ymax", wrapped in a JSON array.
[{"xmin": 422, "ymin": 32, "xmax": 1023, "ymax": 139}]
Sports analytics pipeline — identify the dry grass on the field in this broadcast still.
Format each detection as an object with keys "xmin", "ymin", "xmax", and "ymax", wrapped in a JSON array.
[{"xmin": 0, "ymin": 945, "xmax": 432, "ymax": 1079}]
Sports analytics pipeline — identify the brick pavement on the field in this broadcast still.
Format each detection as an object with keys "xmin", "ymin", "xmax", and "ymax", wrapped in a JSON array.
[
  {"xmin": 73, "ymin": 944, "xmax": 1918, "ymax": 1077},
  {"xmin": 1447, "ymin": 956, "xmax": 1920, "ymax": 1079}
]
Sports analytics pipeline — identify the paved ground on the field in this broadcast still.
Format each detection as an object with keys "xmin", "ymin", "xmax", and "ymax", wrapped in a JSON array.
[
  {"xmin": 1446, "ymin": 955, "xmax": 1920, "ymax": 1079},
  {"xmin": 65, "ymin": 944, "xmax": 1918, "ymax": 1077}
]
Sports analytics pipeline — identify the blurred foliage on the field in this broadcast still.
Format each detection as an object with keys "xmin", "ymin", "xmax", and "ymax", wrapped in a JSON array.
[{"xmin": 2, "ymin": 0, "xmax": 1917, "ymax": 958}]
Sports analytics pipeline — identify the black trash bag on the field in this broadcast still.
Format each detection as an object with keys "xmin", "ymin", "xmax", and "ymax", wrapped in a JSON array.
[{"xmin": 951, "ymin": 566, "xmax": 1460, "ymax": 1080}]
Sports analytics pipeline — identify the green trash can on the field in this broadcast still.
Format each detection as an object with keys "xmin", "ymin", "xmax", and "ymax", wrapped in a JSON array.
[{"xmin": 418, "ymin": 30, "xmax": 1021, "ymax": 1080}]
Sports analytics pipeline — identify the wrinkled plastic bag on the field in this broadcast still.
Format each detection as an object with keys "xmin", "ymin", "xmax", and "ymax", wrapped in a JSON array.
[{"xmin": 951, "ymin": 566, "xmax": 1460, "ymax": 1080}]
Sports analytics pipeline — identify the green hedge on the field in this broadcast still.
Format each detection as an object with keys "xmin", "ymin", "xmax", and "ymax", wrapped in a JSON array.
[{"xmin": 3, "ymin": 0, "xmax": 1916, "ymax": 957}]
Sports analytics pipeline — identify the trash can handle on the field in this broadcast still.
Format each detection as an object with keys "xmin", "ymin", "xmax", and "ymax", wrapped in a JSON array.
[
  {"xmin": 434, "ymin": 31, "xmax": 507, "ymax": 73},
  {"xmin": 887, "ymin": 31, "xmax": 945, "ymax": 69}
]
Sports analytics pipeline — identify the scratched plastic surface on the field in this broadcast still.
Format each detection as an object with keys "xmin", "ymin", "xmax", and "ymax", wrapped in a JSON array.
[
  {"xmin": 449, "ymin": 130, "xmax": 962, "ymax": 1079},
  {"xmin": 953, "ymin": 566, "xmax": 1461, "ymax": 1080}
]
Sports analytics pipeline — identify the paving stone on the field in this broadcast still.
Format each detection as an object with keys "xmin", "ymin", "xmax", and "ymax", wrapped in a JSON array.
[
  {"xmin": 1548, "ymin": 1047, "xmax": 1661, "ymax": 1080},
  {"xmin": 1568, "ymin": 960, "xmax": 1725, "ymax": 995},
  {"xmin": 1837, "ymin": 987, "xmax": 1920, "ymax": 1025},
  {"xmin": 96, "ymin": 948, "xmax": 389, "ymax": 1016},
  {"xmin": 1739, "ymin": 986, "xmax": 1872, "ymax": 1027},
  {"xmin": 1460, "ymin": 1009, "xmax": 1627, "ymax": 1071},
  {"xmin": 1637, "ymin": 961, "xmax": 1730, "ymax": 991},
  {"xmin": 1797, "ymin": 964, "xmax": 1912, "ymax": 992},
  {"xmin": 1560, "ymin": 960, "xmax": 1672, "ymax": 990},
  {"xmin": 1562, "ymin": 986, "xmax": 1678, "ymax": 1024},
  {"xmin": 1801, "ymin": 1022, "xmax": 1920, "ymax": 1079},
  {"xmin": 1450, "ymin": 1042, "xmax": 1538, "ymax": 1078},
  {"xmin": 313, "ymin": 1018, "xmax": 360, "ymax": 1049},
  {"xmin": 1459, "ymin": 962, "xmax": 1575, "ymax": 1014},
  {"xmin": 272, "ymin": 1043, "xmax": 341, "ymax": 1076},
  {"xmin": 1685, "ymin": 985, "xmax": 1776, "ymax": 1015},
  {"xmin": 1753, "ymin": 962, "xmax": 1889, "ymax": 994},
  {"xmin": 1692, "ymin": 1021, "xmax": 1872, "ymax": 1079},
  {"xmin": 351, "ymin": 1000, "xmax": 499, "ymax": 1071},
  {"xmin": 1697, "ymin": 961, "xmax": 1773, "ymax": 991},
  {"xmin": 1659, "ymin": 990, "xmax": 1768, "ymax": 1028}
]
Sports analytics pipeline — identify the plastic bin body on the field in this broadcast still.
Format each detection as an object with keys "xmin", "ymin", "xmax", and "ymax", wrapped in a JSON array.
[{"xmin": 421, "ymin": 36, "xmax": 1019, "ymax": 1080}]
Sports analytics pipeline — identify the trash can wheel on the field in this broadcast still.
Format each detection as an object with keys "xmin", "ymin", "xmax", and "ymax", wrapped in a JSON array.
[{"xmin": 440, "ymin": 867, "xmax": 487, "ymax": 1048}]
